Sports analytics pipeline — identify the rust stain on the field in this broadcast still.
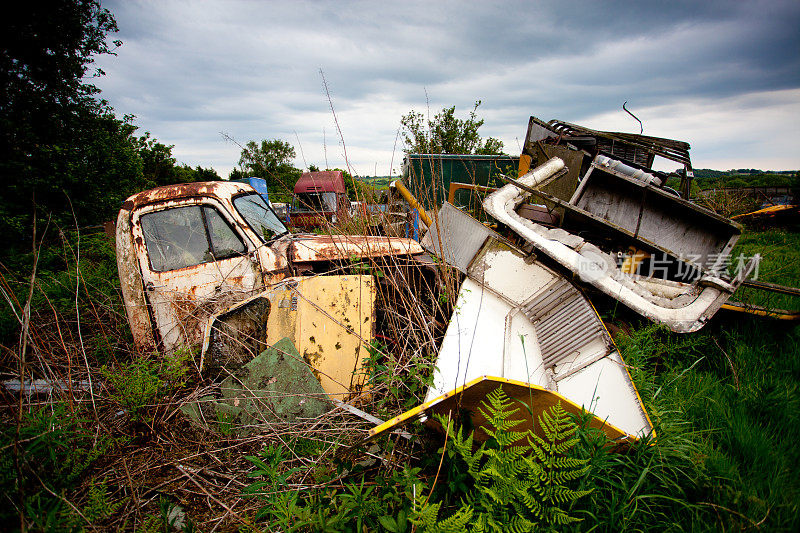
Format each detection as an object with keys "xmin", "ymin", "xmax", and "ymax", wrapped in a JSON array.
[
  {"xmin": 122, "ymin": 181, "xmax": 251, "ymax": 212},
  {"xmin": 303, "ymin": 349, "xmax": 323, "ymax": 366},
  {"xmin": 227, "ymin": 276, "xmax": 246, "ymax": 287},
  {"xmin": 289, "ymin": 234, "xmax": 423, "ymax": 262}
]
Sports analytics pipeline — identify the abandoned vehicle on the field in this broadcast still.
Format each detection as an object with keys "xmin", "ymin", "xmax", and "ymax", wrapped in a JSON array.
[
  {"xmin": 116, "ymin": 180, "xmax": 437, "ymax": 399},
  {"xmin": 291, "ymin": 170, "xmax": 350, "ymax": 228},
  {"xmin": 116, "ymin": 178, "xmax": 657, "ymax": 443}
]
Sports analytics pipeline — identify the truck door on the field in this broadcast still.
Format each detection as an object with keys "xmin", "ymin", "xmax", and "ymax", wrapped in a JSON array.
[{"xmin": 132, "ymin": 199, "xmax": 263, "ymax": 352}]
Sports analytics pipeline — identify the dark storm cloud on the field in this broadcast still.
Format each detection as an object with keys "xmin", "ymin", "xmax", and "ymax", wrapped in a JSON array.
[{"xmin": 94, "ymin": 0, "xmax": 800, "ymax": 175}]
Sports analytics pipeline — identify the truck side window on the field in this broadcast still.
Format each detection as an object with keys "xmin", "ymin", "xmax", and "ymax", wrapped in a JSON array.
[
  {"xmin": 233, "ymin": 193, "xmax": 288, "ymax": 243},
  {"xmin": 141, "ymin": 205, "xmax": 246, "ymax": 272},
  {"xmin": 203, "ymin": 206, "xmax": 246, "ymax": 258}
]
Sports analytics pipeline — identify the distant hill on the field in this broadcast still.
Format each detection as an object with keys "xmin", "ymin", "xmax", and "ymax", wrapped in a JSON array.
[{"xmin": 692, "ymin": 169, "xmax": 798, "ymax": 190}]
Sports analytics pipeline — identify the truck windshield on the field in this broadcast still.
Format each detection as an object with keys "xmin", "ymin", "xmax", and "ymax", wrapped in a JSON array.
[
  {"xmin": 294, "ymin": 192, "xmax": 326, "ymax": 212},
  {"xmin": 233, "ymin": 193, "xmax": 288, "ymax": 242}
]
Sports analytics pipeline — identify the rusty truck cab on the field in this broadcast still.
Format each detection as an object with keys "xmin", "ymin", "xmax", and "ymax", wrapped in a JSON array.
[{"xmin": 116, "ymin": 181, "xmax": 424, "ymax": 360}]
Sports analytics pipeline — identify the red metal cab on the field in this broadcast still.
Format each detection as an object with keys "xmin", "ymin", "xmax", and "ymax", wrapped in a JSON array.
[{"xmin": 292, "ymin": 171, "xmax": 349, "ymax": 227}]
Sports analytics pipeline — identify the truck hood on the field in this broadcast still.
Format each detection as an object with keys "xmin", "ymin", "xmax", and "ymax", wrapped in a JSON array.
[{"xmin": 276, "ymin": 234, "xmax": 424, "ymax": 263}]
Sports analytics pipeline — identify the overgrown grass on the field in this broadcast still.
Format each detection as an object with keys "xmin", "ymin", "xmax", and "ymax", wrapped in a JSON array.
[
  {"xmin": 729, "ymin": 229, "xmax": 800, "ymax": 311},
  {"xmin": 573, "ymin": 319, "xmax": 800, "ymax": 531},
  {"xmin": 1, "ymin": 219, "xmax": 799, "ymax": 531}
]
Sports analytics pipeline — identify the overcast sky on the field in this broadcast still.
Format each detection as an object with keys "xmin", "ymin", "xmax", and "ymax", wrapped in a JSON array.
[{"xmin": 94, "ymin": 0, "xmax": 800, "ymax": 178}]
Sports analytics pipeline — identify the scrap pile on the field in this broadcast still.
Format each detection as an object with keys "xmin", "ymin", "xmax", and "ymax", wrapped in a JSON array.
[
  {"xmin": 370, "ymin": 115, "xmax": 770, "ymax": 445},
  {"xmin": 114, "ymin": 115, "xmax": 789, "ymax": 451}
]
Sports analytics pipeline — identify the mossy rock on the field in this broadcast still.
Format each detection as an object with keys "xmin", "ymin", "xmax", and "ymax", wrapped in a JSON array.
[
  {"xmin": 182, "ymin": 338, "xmax": 331, "ymax": 434},
  {"xmin": 218, "ymin": 337, "xmax": 331, "ymax": 426}
]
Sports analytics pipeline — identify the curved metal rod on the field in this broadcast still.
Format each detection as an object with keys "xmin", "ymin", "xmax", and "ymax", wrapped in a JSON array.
[{"xmin": 623, "ymin": 101, "xmax": 644, "ymax": 135}]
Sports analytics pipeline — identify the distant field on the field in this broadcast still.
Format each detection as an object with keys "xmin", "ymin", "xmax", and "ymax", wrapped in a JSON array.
[{"xmin": 357, "ymin": 176, "xmax": 392, "ymax": 189}]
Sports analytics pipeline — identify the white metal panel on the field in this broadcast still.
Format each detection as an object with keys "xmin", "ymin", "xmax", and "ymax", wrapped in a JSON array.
[
  {"xmin": 429, "ymin": 239, "xmax": 653, "ymax": 439},
  {"xmin": 558, "ymin": 352, "xmax": 651, "ymax": 438},
  {"xmin": 427, "ymin": 278, "xmax": 546, "ymax": 402},
  {"xmin": 421, "ymin": 202, "xmax": 498, "ymax": 273},
  {"xmin": 468, "ymin": 243, "xmax": 554, "ymax": 304}
]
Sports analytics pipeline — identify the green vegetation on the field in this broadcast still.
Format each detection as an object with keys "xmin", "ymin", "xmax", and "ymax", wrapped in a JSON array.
[
  {"xmin": 358, "ymin": 176, "xmax": 393, "ymax": 190},
  {"xmin": 400, "ymin": 101, "xmax": 504, "ymax": 155},
  {"xmin": 101, "ymin": 348, "xmax": 190, "ymax": 422},
  {"xmin": 415, "ymin": 391, "xmax": 592, "ymax": 531},
  {"xmin": 361, "ymin": 340, "xmax": 435, "ymax": 418},
  {"xmin": 729, "ymin": 229, "xmax": 800, "ymax": 311},
  {"xmin": 0, "ymin": 0, "xmax": 218, "ymax": 255},
  {"xmin": 242, "ymin": 390, "xmax": 591, "ymax": 533},
  {"xmin": 230, "ymin": 138, "xmax": 302, "ymax": 201},
  {"xmin": 692, "ymin": 168, "xmax": 798, "ymax": 190},
  {"xmin": 597, "ymin": 320, "xmax": 800, "ymax": 530}
]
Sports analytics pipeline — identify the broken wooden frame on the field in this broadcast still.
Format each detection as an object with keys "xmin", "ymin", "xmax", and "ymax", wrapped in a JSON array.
[{"xmin": 521, "ymin": 115, "xmax": 695, "ymax": 199}]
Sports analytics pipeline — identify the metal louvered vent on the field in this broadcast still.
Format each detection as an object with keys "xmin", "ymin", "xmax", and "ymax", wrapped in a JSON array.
[{"xmin": 522, "ymin": 278, "xmax": 606, "ymax": 369}]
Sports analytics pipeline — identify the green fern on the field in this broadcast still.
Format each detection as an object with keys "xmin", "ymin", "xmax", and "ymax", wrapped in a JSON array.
[{"xmin": 413, "ymin": 386, "xmax": 592, "ymax": 531}]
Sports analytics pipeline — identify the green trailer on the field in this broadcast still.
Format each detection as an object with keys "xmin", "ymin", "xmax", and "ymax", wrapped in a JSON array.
[{"xmin": 402, "ymin": 153, "xmax": 519, "ymax": 209}]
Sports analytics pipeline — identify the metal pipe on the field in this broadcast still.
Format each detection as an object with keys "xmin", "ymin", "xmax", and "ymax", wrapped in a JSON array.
[
  {"xmin": 390, "ymin": 180, "xmax": 432, "ymax": 228},
  {"xmin": 482, "ymin": 157, "xmax": 759, "ymax": 333}
]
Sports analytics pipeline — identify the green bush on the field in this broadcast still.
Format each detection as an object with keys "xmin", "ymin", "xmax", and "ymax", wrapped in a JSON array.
[{"xmin": 102, "ymin": 348, "xmax": 190, "ymax": 422}]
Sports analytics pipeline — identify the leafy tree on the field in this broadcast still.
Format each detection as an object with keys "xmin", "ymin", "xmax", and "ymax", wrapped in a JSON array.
[
  {"xmin": 238, "ymin": 139, "xmax": 296, "ymax": 174},
  {"xmin": 234, "ymin": 139, "xmax": 301, "ymax": 198},
  {"xmin": 174, "ymin": 164, "xmax": 221, "ymax": 183},
  {"xmin": 400, "ymin": 101, "xmax": 504, "ymax": 155},
  {"xmin": 0, "ymin": 2, "xmax": 220, "ymax": 252},
  {"xmin": 0, "ymin": 1, "xmax": 137, "ymax": 249},
  {"xmin": 135, "ymin": 132, "xmax": 178, "ymax": 188},
  {"xmin": 136, "ymin": 133, "xmax": 220, "ymax": 188}
]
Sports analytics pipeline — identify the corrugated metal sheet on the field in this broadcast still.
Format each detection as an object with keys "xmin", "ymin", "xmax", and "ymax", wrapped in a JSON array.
[{"xmin": 522, "ymin": 278, "xmax": 606, "ymax": 371}]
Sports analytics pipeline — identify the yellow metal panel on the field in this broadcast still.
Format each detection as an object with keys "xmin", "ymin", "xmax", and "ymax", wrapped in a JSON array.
[
  {"xmin": 721, "ymin": 302, "xmax": 800, "ymax": 321},
  {"xmin": 518, "ymin": 154, "xmax": 532, "ymax": 176},
  {"xmin": 731, "ymin": 204, "xmax": 796, "ymax": 219},
  {"xmin": 368, "ymin": 375, "xmax": 644, "ymax": 446},
  {"xmin": 265, "ymin": 275, "xmax": 375, "ymax": 398},
  {"xmin": 621, "ymin": 246, "xmax": 650, "ymax": 274}
]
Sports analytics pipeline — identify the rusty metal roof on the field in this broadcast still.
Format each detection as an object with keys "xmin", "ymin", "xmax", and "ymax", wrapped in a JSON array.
[
  {"xmin": 121, "ymin": 181, "xmax": 253, "ymax": 211},
  {"xmin": 294, "ymin": 171, "xmax": 346, "ymax": 194}
]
